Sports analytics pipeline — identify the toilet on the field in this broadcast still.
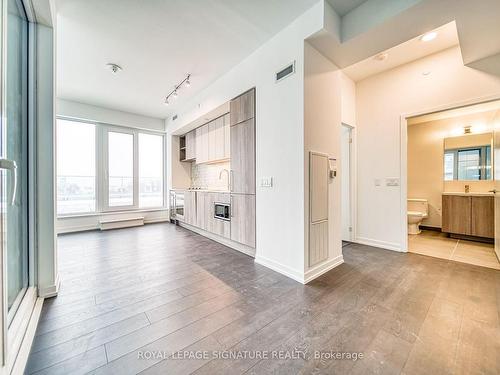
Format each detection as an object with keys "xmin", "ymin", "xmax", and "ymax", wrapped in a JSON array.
[{"xmin": 407, "ymin": 199, "xmax": 428, "ymax": 235}]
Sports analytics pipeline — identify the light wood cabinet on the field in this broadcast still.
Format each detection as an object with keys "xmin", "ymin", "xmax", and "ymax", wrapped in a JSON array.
[
  {"xmin": 195, "ymin": 124, "xmax": 209, "ymax": 163},
  {"xmin": 224, "ymin": 114, "xmax": 230, "ymax": 160},
  {"xmin": 208, "ymin": 117, "xmax": 226, "ymax": 162},
  {"xmin": 196, "ymin": 192, "xmax": 208, "ymax": 230},
  {"xmin": 442, "ymin": 194, "xmax": 493, "ymax": 238},
  {"xmin": 230, "ymin": 118, "xmax": 255, "ymax": 194},
  {"xmin": 184, "ymin": 130, "xmax": 196, "ymax": 161},
  {"xmin": 206, "ymin": 192, "xmax": 230, "ymax": 238},
  {"xmin": 230, "ymin": 194, "xmax": 256, "ymax": 247},
  {"xmin": 183, "ymin": 191, "xmax": 196, "ymax": 225},
  {"xmin": 230, "ymin": 89, "xmax": 255, "ymax": 126},
  {"xmin": 471, "ymin": 196, "xmax": 494, "ymax": 238}
]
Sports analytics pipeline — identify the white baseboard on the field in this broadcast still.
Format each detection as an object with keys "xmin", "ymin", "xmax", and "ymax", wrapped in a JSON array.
[
  {"xmin": 304, "ymin": 255, "xmax": 344, "ymax": 284},
  {"xmin": 355, "ymin": 237, "xmax": 403, "ymax": 252},
  {"xmin": 179, "ymin": 222, "xmax": 256, "ymax": 258},
  {"xmin": 39, "ymin": 274, "xmax": 60, "ymax": 298},
  {"xmin": 11, "ymin": 298, "xmax": 43, "ymax": 375},
  {"xmin": 254, "ymin": 255, "xmax": 304, "ymax": 283},
  {"xmin": 100, "ymin": 217, "xmax": 144, "ymax": 230}
]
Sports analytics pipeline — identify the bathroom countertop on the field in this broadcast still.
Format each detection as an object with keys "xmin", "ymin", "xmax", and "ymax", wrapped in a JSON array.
[{"xmin": 442, "ymin": 192, "xmax": 494, "ymax": 197}]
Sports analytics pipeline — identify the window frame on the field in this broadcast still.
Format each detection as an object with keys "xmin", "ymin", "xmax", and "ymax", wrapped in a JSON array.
[{"xmin": 56, "ymin": 116, "xmax": 166, "ymax": 217}]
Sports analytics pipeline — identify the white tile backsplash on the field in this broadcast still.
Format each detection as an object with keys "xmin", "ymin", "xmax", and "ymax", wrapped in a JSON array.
[{"xmin": 191, "ymin": 161, "xmax": 230, "ymax": 190}]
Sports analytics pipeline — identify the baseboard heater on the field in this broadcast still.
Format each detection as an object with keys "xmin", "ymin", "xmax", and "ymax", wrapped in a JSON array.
[{"xmin": 99, "ymin": 216, "xmax": 145, "ymax": 230}]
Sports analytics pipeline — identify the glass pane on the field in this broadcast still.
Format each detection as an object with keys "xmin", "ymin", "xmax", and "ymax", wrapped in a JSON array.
[
  {"xmin": 457, "ymin": 149, "xmax": 480, "ymax": 180},
  {"xmin": 5, "ymin": 0, "xmax": 29, "ymax": 314},
  {"xmin": 444, "ymin": 152, "xmax": 454, "ymax": 181},
  {"xmin": 109, "ymin": 132, "xmax": 133, "ymax": 206},
  {"xmin": 56, "ymin": 120, "xmax": 96, "ymax": 215},
  {"xmin": 139, "ymin": 134, "xmax": 163, "ymax": 207},
  {"xmin": 485, "ymin": 146, "xmax": 492, "ymax": 180}
]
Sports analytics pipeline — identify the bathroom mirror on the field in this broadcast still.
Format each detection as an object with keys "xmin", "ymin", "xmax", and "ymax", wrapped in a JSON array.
[{"xmin": 443, "ymin": 132, "xmax": 493, "ymax": 181}]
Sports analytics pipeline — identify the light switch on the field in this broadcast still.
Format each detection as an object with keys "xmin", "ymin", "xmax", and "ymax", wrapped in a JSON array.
[
  {"xmin": 261, "ymin": 177, "xmax": 273, "ymax": 188},
  {"xmin": 386, "ymin": 178, "xmax": 400, "ymax": 186}
]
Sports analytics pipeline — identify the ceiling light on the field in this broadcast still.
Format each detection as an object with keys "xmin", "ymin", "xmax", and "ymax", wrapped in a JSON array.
[
  {"xmin": 374, "ymin": 52, "xmax": 388, "ymax": 61},
  {"xmin": 106, "ymin": 63, "xmax": 122, "ymax": 74},
  {"xmin": 164, "ymin": 74, "xmax": 191, "ymax": 105},
  {"xmin": 420, "ymin": 32, "xmax": 437, "ymax": 42}
]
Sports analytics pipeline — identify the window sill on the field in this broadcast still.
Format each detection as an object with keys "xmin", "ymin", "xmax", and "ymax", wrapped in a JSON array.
[{"xmin": 57, "ymin": 207, "xmax": 168, "ymax": 219}]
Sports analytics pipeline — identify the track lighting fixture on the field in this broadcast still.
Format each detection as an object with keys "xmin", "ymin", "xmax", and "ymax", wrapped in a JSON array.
[{"xmin": 164, "ymin": 74, "xmax": 190, "ymax": 105}]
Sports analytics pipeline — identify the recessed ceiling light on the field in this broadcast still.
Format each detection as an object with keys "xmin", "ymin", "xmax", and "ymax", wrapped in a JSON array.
[
  {"xmin": 106, "ymin": 63, "xmax": 122, "ymax": 74},
  {"xmin": 420, "ymin": 32, "xmax": 437, "ymax": 42},
  {"xmin": 374, "ymin": 52, "xmax": 388, "ymax": 61},
  {"xmin": 422, "ymin": 71, "xmax": 431, "ymax": 76}
]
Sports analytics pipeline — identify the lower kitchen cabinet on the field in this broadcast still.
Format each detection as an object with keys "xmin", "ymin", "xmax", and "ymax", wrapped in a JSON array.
[
  {"xmin": 183, "ymin": 191, "xmax": 196, "ymax": 225},
  {"xmin": 196, "ymin": 192, "xmax": 208, "ymax": 230},
  {"xmin": 206, "ymin": 192, "xmax": 230, "ymax": 238},
  {"xmin": 230, "ymin": 194, "xmax": 255, "ymax": 247}
]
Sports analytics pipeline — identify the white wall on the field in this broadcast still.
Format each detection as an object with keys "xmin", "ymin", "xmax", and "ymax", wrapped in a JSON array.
[
  {"xmin": 303, "ymin": 42, "xmax": 344, "ymax": 281},
  {"xmin": 356, "ymin": 46, "xmax": 500, "ymax": 251},
  {"xmin": 167, "ymin": 3, "xmax": 324, "ymax": 282},
  {"xmin": 57, "ymin": 98, "xmax": 165, "ymax": 131}
]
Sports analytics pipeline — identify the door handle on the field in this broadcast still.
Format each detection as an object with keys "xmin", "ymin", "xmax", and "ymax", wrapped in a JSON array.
[
  {"xmin": 0, "ymin": 159, "xmax": 17, "ymax": 205},
  {"xmin": 489, "ymin": 189, "xmax": 497, "ymax": 194}
]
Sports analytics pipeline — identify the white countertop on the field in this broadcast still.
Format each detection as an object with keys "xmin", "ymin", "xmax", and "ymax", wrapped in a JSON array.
[{"xmin": 442, "ymin": 192, "xmax": 494, "ymax": 196}]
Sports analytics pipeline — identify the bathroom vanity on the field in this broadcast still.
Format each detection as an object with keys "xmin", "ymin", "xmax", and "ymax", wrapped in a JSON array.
[{"xmin": 442, "ymin": 193, "xmax": 494, "ymax": 239}]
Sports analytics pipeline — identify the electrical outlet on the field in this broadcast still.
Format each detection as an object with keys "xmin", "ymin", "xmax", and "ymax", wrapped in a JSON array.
[{"xmin": 261, "ymin": 177, "xmax": 273, "ymax": 188}]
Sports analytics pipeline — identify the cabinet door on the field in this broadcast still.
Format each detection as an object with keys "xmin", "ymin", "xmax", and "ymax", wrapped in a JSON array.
[
  {"xmin": 230, "ymin": 194, "xmax": 255, "ymax": 248},
  {"xmin": 206, "ymin": 193, "xmax": 230, "ymax": 238},
  {"xmin": 223, "ymin": 113, "xmax": 230, "ymax": 159},
  {"xmin": 208, "ymin": 121, "xmax": 217, "ymax": 161},
  {"xmin": 214, "ymin": 116, "xmax": 225, "ymax": 161},
  {"xmin": 195, "ymin": 124, "xmax": 209, "ymax": 164},
  {"xmin": 230, "ymin": 118, "xmax": 255, "ymax": 194},
  {"xmin": 442, "ymin": 195, "xmax": 471, "ymax": 235},
  {"xmin": 196, "ymin": 192, "xmax": 208, "ymax": 230},
  {"xmin": 185, "ymin": 130, "xmax": 196, "ymax": 161},
  {"xmin": 184, "ymin": 191, "xmax": 196, "ymax": 225},
  {"xmin": 471, "ymin": 196, "xmax": 494, "ymax": 238},
  {"xmin": 230, "ymin": 89, "xmax": 255, "ymax": 126}
]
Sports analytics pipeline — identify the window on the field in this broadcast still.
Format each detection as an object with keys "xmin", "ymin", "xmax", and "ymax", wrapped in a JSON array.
[
  {"xmin": 57, "ymin": 119, "xmax": 96, "ymax": 215},
  {"xmin": 108, "ymin": 132, "xmax": 134, "ymax": 207},
  {"xmin": 139, "ymin": 133, "xmax": 164, "ymax": 208},
  {"xmin": 56, "ymin": 118, "xmax": 165, "ymax": 216},
  {"xmin": 444, "ymin": 145, "xmax": 491, "ymax": 181}
]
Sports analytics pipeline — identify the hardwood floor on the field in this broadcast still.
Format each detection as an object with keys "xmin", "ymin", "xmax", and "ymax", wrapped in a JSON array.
[{"xmin": 26, "ymin": 223, "xmax": 500, "ymax": 374}]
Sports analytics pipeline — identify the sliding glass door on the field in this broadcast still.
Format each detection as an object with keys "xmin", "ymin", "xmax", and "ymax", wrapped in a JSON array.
[{"xmin": 4, "ymin": 0, "xmax": 29, "ymax": 324}]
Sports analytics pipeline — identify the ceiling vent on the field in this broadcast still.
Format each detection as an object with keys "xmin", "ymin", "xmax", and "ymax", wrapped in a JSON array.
[{"xmin": 276, "ymin": 61, "xmax": 295, "ymax": 82}]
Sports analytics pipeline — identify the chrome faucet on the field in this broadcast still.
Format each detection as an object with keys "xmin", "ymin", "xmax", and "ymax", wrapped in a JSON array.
[{"xmin": 219, "ymin": 169, "xmax": 230, "ymax": 191}]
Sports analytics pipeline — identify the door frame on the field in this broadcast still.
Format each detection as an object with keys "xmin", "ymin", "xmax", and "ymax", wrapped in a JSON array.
[
  {"xmin": 341, "ymin": 123, "xmax": 356, "ymax": 242},
  {"xmin": 399, "ymin": 94, "xmax": 500, "ymax": 252}
]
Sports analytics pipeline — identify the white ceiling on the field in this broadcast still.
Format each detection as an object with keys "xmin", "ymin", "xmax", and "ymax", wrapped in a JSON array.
[
  {"xmin": 343, "ymin": 22, "xmax": 459, "ymax": 82},
  {"xmin": 56, "ymin": 0, "xmax": 319, "ymax": 119},
  {"xmin": 326, "ymin": 0, "xmax": 367, "ymax": 16}
]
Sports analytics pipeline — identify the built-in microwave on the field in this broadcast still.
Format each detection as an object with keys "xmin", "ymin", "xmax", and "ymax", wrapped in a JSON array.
[{"xmin": 214, "ymin": 202, "xmax": 230, "ymax": 221}]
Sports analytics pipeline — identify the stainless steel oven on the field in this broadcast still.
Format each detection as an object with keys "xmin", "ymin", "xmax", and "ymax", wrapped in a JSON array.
[{"xmin": 214, "ymin": 202, "xmax": 230, "ymax": 221}]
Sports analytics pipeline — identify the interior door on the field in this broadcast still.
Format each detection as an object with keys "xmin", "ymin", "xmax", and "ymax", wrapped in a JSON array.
[{"xmin": 493, "ymin": 109, "xmax": 500, "ymax": 261}]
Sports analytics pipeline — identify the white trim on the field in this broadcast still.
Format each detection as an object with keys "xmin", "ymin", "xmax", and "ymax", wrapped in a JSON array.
[
  {"xmin": 38, "ymin": 274, "xmax": 59, "ymax": 298},
  {"xmin": 179, "ymin": 222, "xmax": 256, "ymax": 258},
  {"xmin": 254, "ymin": 255, "xmax": 304, "ymax": 283},
  {"xmin": 304, "ymin": 255, "xmax": 344, "ymax": 284},
  {"xmin": 10, "ymin": 297, "xmax": 42, "ymax": 375},
  {"xmin": 355, "ymin": 237, "xmax": 403, "ymax": 252},
  {"xmin": 400, "ymin": 94, "xmax": 500, "ymax": 254}
]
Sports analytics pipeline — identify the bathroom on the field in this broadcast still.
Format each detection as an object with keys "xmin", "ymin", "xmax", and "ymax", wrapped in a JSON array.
[{"xmin": 407, "ymin": 100, "xmax": 500, "ymax": 269}]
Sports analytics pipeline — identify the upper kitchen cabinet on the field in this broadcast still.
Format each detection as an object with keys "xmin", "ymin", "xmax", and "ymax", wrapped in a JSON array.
[
  {"xmin": 195, "ymin": 124, "xmax": 209, "ymax": 163},
  {"xmin": 224, "ymin": 113, "xmax": 230, "ymax": 159},
  {"xmin": 231, "ymin": 118, "xmax": 255, "ymax": 194},
  {"xmin": 184, "ymin": 130, "xmax": 196, "ymax": 161},
  {"xmin": 208, "ymin": 116, "xmax": 227, "ymax": 162},
  {"xmin": 230, "ymin": 88, "xmax": 255, "ymax": 126}
]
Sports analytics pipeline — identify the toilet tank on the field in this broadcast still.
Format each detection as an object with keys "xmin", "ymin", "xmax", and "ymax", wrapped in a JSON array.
[{"xmin": 408, "ymin": 199, "xmax": 428, "ymax": 214}]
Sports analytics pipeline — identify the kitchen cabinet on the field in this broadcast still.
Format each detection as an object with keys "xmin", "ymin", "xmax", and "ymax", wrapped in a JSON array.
[
  {"xmin": 195, "ymin": 124, "xmax": 209, "ymax": 163},
  {"xmin": 183, "ymin": 191, "xmax": 196, "ymax": 225},
  {"xmin": 224, "ymin": 113, "xmax": 230, "ymax": 160},
  {"xmin": 442, "ymin": 194, "xmax": 493, "ymax": 238},
  {"xmin": 208, "ymin": 116, "xmax": 226, "ymax": 162},
  {"xmin": 196, "ymin": 191, "xmax": 208, "ymax": 230},
  {"xmin": 230, "ymin": 194, "xmax": 256, "ymax": 247},
  {"xmin": 230, "ymin": 118, "xmax": 255, "ymax": 194},
  {"xmin": 230, "ymin": 89, "xmax": 255, "ymax": 126},
  {"xmin": 185, "ymin": 130, "xmax": 196, "ymax": 161},
  {"xmin": 206, "ymin": 192, "xmax": 230, "ymax": 238}
]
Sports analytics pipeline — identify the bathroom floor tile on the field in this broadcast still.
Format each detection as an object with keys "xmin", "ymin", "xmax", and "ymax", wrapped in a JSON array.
[
  {"xmin": 408, "ymin": 235, "xmax": 457, "ymax": 260},
  {"xmin": 451, "ymin": 240, "xmax": 500, "ymax": 270}
]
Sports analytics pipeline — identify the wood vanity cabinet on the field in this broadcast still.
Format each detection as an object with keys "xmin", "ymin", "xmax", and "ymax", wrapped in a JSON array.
[{"xmin": 442, "ymin": 195, "xmax": 493, "ymax": 238}]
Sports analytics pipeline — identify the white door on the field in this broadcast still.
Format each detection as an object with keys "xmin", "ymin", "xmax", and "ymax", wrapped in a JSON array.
[{"xmin": 341, "ymin": 125, "xmax": 352, "ymax": 241}]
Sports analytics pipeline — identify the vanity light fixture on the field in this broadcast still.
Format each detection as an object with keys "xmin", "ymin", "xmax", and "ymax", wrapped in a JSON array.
[
  {"xmin": 164, "ymin": 74, "xmax": 191, "ymax": 105},
  {"xmin": 420, "ymin": 31, "xmax": 437, "ymax": 42}
]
